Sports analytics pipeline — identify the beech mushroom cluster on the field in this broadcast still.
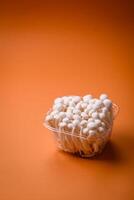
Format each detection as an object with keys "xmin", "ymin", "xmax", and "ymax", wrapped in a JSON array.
[{"xmin": 44, "ymin": 94, "xmax": 115, "ymax": 157}]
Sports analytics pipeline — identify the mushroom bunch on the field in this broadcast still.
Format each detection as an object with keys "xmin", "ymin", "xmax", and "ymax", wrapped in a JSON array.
[{"xmin": 44, "ymin": 94, "xmax": 114, "ymax": 157}]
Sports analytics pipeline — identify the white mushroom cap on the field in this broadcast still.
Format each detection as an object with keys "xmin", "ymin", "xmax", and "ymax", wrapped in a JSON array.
[
  {"xmin": 53, "ymin": 103, "xmax": 63, "ymax": 111},
  {"xmin": 87, "ymin": 122, "xmax": 97, "ymax": 129},
  {"xmin": 102, "ymin": 107, "xmax": 108, "ymax": 113},
  {"xmin": 54, "ymin": 114, "xmax": 61, "ymax": 120},
  {"xmin": 83, "ymin": 95, "xmax": 92, "ymax": 103},
  {"xmin": 81, "ymin": 112, "xmax": 88, "ymax": 119},
  {"xmin": 72, "ymin": 119, "xmax": 80, "ymax": 126},
  {"xmin": 62, "ymin": 96, "xmax": 68, "ymax": 101},
  {"xmin": 103, "ymin": 99, "xmax": 112, "ymax": 108},
  {"xmin": 84, "ymin": 108, "xmax": 90, "ymax": 114},
  {"xmin": 101, "ymin": 122, "xmax": 106, "ymax": 127},
  {"xmin": 73, "ymin": 109, "xmax": 81, "ymax": 115},
  {"xmin": 89, "ymin": 130, "xmax": 97, "ymax": 136},
  {"xmin": 81, "ymin": 102, "xmax": 88, "ymax": 109},
  {"xmin": 68, "ymin": 96, "xmax": 74, "ymax": 100},
  {"xmin": 63, "ymin": 97, "xmax": 70, "ymax": 105},
  {"xmin": 67, "ymin": 107, "xmax": 74, "ymax": 112},
  {"xmin": 67, "ymin": 123, "xmax": 74, "ymax": 129},
  {"xmin": 88, "ymin": 109, "xmax": 95, "ymax": 116},
  {"xmin": 99, "ymin": 112, "xmax": 106, "ymax": 119},
  {"xmin": 73, "ymin": 114, "xmax": 81, "ymax": 121},
  {"xmin": 59, "ymin": 112, "xmax": 66, "ymax": 118},
  {"xmin": 83, "ymin": 127, "xmax": 89, "ymax": 134},
  {"xmin": 87, "ymin": 104, "xmax": 93, "ymax": 110},
  {"xmin": 90, "ymin": 98, "xmax": 98, "ymax": 104},
  {"xmin": 92, "ymin": 112, "xmax": 99, "ymax": 119},
  {"xmin": 88, "ymin": 118, "xmax": 94, "ymax": 122},
  {"xmin": 75, "ymin": 102, "xmax": 82, "ymax": 110},
  {"xmin": 59, "ymin": 122, "xmax": 67, "ymax": 128},
  {"xmin": 92, "ymin": 100, "xmax": 102, "ymax": 110},
  {"xmin": 66, "ymin": 112, "xmax": 73, "ymax": 119},
  {"xmin": 98, "ymin": 126, "xmax": 105, "ymax": 133},
  {"xmin": 72, "ymin": 96, "xmax": 81, "ymax": 103},
  {"xmin": 50, "ymin": 110, "xmax": 59, "ymax": 116},
  {"xmin": 100, "ymin": 94, "xmax": 108, "ymax": 100},
  {"xmin": 54, "ymin": 97, "xmax": 63, "ymax": 104},
  {"xmin": 94, "ymin": 119, "xmax": 101, "ymax": 126},
  {"xmin": 62, "ymin": 117, "xmax": 70, "ymax": 123},
  {"xmin": 46, "ymin": 115, "xmax": 53, "ymax": 121},
  {"xmin": 69, "ymin": 101, "xmax": 75, "ymax": 107},
  {"xmin": 95, "ymin": 99, "xmax": 103, "ymax": 107},
  {"xmin": 80, "ymin": 120, "xmax": 87, "ymax": 126}
]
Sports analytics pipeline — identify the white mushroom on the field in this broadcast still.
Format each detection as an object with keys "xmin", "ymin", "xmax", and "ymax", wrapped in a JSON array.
[
  {"xmin": 82, "ymin": 127, "xmax": 89, "ymax": 134},
  {"xmin": 45, "ymin": 115, "xmax": 53, "ymax": 121},
  {"xmin": 89, "ymin": 130, "xmax": 97, "ymax": 136},
  {"xmin": 83, "ymin": 95, "xmax": 92, "ymax": 103},
  {"xmin": 54, "ymin": 97, "xmax": 63, "ymax": 104},
  {"xmin": 72, "ymin": 96, "xmax": 81, "ymax": 103},
  {"xmin": 81, "ymin": 102, "xmax": 88, "ymax": 109},
  {"xmin": 98, "ymin": 126, "xmax": 105, "ymax": 133},
  {"xmin": 87, "ymin": 122, "xmax": 97, "ymax": 129},
  {"xmin": 99, "ymin": 94, "xmax": 108, "ymax": 100},
  {"xmin": 69, "ymin": 101, "xmax": 76, "ymax": 107},
  {"xmin": 87, "ymin": 119, "xmax": 93, "ymax": 124},
  {"xmin": 81, "ymin": 112, "xmax": 89, "ymax": 119},
  {"xmin": 99, "ymin": 112, "xmax": 106, "ymax": 120},
  {"xmin": 73, "ymin": 114, "xmax": 81, "ymax": 121},
  {"xmin": 92, "ymin": 112, "xmax": 99, "ymax": 119},
  {"xmin": 72, "ymin": 119, "xmax": 80, "ymax": 127},
  {"xmin": 94, "ymin": 119, "xmax": 101, "ymax": 126},
  {"xmin": 66, "ymin": 112, "xmax": 73, "ymax": 119},
  {"xmin": 59, "ymin": 122, "xmax": 67, "ymax": 128},
  {"xmin": 80, "ymin": 120, "xmax": 87, "ymax": 126},
  {"xmin": 73, "ymin": 109, "xmax": 81, "ymax": 115},
  {"xmin": 62, "ymin": 117, "xmax": 70, "ymax": 123},
  {"xmin": 92, "ymin": 100, "xmax": 102, "ymax": 110},
  {"xmin": 53, "ymin": 103, "xmax": 63, "ymax": 111},
  {"xmin": 67, "ymin": 123, "xmax": 74, "ymax": 129},
  {"xmin": 59, "ymin": 112, "xmax": 66, "ymax": 118},
  {"xmin": 103, "ymin": 99, "xmax": 112, "ymax": 108}
]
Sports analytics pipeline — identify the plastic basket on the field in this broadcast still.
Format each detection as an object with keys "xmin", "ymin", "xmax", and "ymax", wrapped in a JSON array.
[{"xmin": 44, "ymin": 103, "xmax": 119, "ymax": 158}]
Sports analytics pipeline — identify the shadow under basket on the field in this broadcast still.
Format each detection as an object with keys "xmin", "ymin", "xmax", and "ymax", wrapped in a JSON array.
[{"xmin": 44, "ymin": 104, "xmax": 119, "ymax": 158}]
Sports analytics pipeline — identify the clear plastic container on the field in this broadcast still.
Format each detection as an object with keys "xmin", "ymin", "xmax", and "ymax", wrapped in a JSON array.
[{"xmin": 44, "ymin": 103, "xmax": 119, "ymax": 158}]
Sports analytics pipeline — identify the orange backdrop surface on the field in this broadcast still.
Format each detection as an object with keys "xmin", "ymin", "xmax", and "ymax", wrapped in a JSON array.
[{"xmin": 0, "ymin": 1, "xmax": 134, "ymax": 200}]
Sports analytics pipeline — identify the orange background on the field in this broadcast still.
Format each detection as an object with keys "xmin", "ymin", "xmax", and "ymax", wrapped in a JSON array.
[{"xmin": 0, "ymin": 1, "xmax": 134, "ymax": 200}]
